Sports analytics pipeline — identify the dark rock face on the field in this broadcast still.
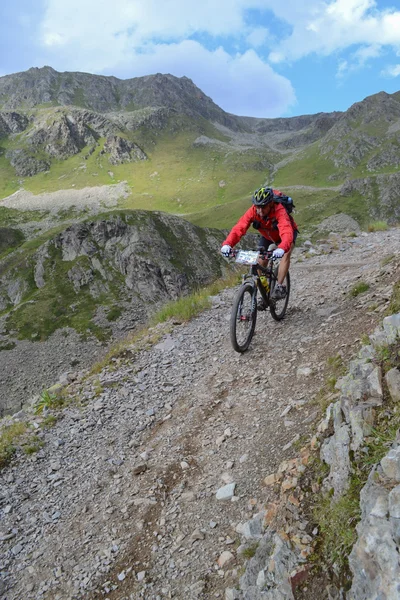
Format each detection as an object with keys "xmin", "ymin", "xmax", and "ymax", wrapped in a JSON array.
[
  {"xmin": 2, "ymin": 106, "xmax": 148, "ymax": 169},
  {"xmin": 0, "ymin": 111, "xmax": 29, "ymax": 136},
  {"xmin": 24, "ymin": 108, "xmax": 116, "ymax": 159},
  {"xmin": 6, "ymin": 148, "xmax": 51, "ymax": 176},
  {"xmin": 340, "ymin": 172, "xmax": 400, "ymax": 222},
  {"xmin": 0, "ymin": 209, "xmax": 226, "ymax": 335},
  {"xmin": 0, "ymin": 227, "xmax": 25, "ymax": 254},
  {"xmin": 103, "ymin": 136, "xmax": 147, "ymax": 165},
  {"xmin": 52, "ymin": 212, "xmax": 224, "ymax": 301},
  {"xmin": 0, "ymin": 67, "xmax": 239, "ymax": 129}
]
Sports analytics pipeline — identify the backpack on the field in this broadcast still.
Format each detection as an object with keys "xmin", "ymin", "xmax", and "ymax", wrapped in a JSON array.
[{"xmin": 273, "ymin": 193, "xmax": 295, "ymax": 214}]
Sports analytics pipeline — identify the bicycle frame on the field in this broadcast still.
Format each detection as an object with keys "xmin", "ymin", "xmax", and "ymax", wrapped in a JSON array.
[{"xmin": 237, "ymin": 251, "xmax": 276, "ymax": 308}]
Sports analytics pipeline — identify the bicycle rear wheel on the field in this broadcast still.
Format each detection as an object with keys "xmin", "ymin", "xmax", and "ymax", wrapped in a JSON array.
[
  {"xmin": 230, "ymin": 282, "xmax": 257, "ymax": 353},
  {"xmin": 269, "ymin": 270, "xmax": 290, "ymax": 321}
]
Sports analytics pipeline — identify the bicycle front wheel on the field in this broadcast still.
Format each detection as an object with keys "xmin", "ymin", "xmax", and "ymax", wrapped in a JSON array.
[
  {"xmin": 270, "ymin": 271, "xmax": 290, "ymax": 321},
  {"xmin": 230, "ymin": 282, "xmax": 257, "ymax": 353}
]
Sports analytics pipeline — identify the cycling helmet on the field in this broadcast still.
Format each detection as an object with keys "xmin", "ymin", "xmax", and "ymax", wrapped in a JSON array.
[{"xmin": 252, "ymin": 186, "xmax": 274, "ymax": 207}]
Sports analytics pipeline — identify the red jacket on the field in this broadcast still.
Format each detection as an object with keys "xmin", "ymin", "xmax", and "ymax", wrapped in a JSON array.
[{"xmin": 223, "ymin": 201, "xmax": 298, "ymax": 253}]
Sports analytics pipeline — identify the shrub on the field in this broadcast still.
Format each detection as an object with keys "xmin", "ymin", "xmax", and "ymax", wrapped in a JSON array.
[
  {"xmin": 349, "ymin": 282, "xmax": 369, "ymax": 297},
  {"xmin": 34, "ymin": 389, "xmax": 64, "ymax": 414}
]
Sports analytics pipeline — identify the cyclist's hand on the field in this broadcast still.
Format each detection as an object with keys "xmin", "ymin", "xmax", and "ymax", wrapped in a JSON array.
[
  {"xmin": 272, "ymin": 248, "xmax": 284, "ymax": 259},
  {"xmin": 221, "ymin": 244, "xmax": 232, "ymax": 257}
]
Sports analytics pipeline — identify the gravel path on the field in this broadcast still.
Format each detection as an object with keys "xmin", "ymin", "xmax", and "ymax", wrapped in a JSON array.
[{"xmin": 0, "ymin": 228, "xmax": 399, "ymax": 600}]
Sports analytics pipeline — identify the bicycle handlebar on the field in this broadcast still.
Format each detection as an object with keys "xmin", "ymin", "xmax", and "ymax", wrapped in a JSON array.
[{"xmin": 229, "ymin": 248, "xmax": 276, "ymax": 259}]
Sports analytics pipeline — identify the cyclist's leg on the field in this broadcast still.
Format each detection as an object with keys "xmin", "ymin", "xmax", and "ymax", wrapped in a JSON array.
[
  {"xmin": 277, "ymin": 230, "xmax": 297, "ymax": 284},
  {"xmin": 256, "ymin": 236, "xmax": 270, "ymax": 310},
  {"xmin": 257, "ymin": 236, "xmax": 271, "ymax": 268}
]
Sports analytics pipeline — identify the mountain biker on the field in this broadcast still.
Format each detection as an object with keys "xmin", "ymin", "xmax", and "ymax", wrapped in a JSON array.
[{"xmin": 220, "ymin": 186, "xmax": 298, "ymax": 307}]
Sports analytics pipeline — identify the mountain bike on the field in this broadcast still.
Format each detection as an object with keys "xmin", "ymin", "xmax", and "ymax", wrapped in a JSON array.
[{"xmin": 229, "ymin": 247, "xmax": 290, "ymax": 353}]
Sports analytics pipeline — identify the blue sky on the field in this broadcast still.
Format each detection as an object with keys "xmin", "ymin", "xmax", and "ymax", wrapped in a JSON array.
[{"xmin": 2, "ymin": 0, "xmax": 400, "ymax": 118}]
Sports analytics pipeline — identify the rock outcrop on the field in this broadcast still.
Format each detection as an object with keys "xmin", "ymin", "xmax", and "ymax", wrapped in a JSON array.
[
  {"xmin": 0, "ymin": 209, "xmax": 227, "ymax": 415},
  {"xmin": 340, "ymin": 173, "xmax": 400, "ymax": 223},
  {"xmin": 103, "ymin": 136, "xmax": 147, "ymax": 165}
]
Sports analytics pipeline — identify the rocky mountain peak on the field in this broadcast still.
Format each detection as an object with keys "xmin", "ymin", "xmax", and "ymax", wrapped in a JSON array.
[{"xmin": 0, "ymin": 67, "xmax": 239, "ymax": 129}]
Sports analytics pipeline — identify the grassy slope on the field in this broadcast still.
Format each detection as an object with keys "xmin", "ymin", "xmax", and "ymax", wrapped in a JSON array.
[
  {"xmin": 0, "ymin": 114, "xmax": 277, "ymax": 218},
  {"xmin": 186, "ymin": 187, "xmax": 370, "ymax": 234},
  {"xmin": 1, "ymin": 109, "xmax": 399, "ymax": 243}
]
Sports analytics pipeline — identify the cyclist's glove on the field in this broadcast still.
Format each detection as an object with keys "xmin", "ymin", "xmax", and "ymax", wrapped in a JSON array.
[
  {"xmin": 221, "ymin": 245, "xmax": 232, "ymax": 257},
  {"xmin": 272, "ymin": 248, "xmax": 284, "ymax": 259}
]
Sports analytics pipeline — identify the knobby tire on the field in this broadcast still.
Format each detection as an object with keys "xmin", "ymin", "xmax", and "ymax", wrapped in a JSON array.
[
  {"xmin": 230, "ymin": 282, "xmax": 257, "ymax": 353},
  {"xmin": 269, "ymin": 270, "xmax": 290, "ymax": 321}
]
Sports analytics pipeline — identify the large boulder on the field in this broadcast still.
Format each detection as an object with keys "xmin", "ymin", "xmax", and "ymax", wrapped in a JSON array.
[{"xmin": 316, "ymin": 213, "xmax": 361, "ymax": 234}]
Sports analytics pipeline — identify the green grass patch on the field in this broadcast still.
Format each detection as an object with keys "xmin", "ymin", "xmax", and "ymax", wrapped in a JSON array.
[
  {"xmin": 106, "ymin": 305, "xmax": 123, "ymax": 322},
  {"xmin": 273, "ymin": 144, "xmax": 342, "ymax": 188},
  {"xmin": 0, "ymin": 341, "xmax": 16, "ymax": 351},
  {"xmin": 313, "ymin": 474, "xmax": 363, "ymax": 575},
  {"xmin": 380, "ymin": 254, "xmax": 396, "ymax": 267},
  {"xmin": 374, "ymin": 338, "xmax": 400, "ymax": 375},
  {"xmin": 0, "ymin": 227, "xmax": 25, "ymax": 256},
  {"xmin": 313, "ymin": 353, "xmax": 346, "ymax": 411},
  {"xmin": 0, "ymin": 206, "xmax": 48, "ymax": 228},
  {"xmin": 0, "ymin": 421, "xmax": 27, "ymax": 468},
  {"xmin": 325, "ymin": 353, "xmax": 346, "ymax": 391},
  {"xmin": 22, "ymin": 436, "xmax": 44, "ymax": 455},
  {"xmin": 362, "ymin": 421, "xmax": 400, "ymax": 467},
  {"xmin": 367, "ymin": 220, "xmax": 388, "ymax": 232},
  {"xmin": 150, "ymin": 272, "xmax": 239, "ymax": 325},
  {"xmin": 241, "ymin": 543, "xmax": 259, "ymax": 559},
  {"xmin": 152, "ymin": 291, "xmax": 212, "ymax": 324},
  {"xmin": 386, "ymin": 281, "xmax": 400, "ymax": 316},
  {"xmin": 41, "ymin": 414, "xmax": 58, "ymax": 428},
  {"xmin": 349, "ymin": 281, "xmax": 369, "ymax": 297}
]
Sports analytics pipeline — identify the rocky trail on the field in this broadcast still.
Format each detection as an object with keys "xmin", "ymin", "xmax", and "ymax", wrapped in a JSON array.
[{"xmin": 1, "ymin": 228, "xmax": 400, "ymax": 600}]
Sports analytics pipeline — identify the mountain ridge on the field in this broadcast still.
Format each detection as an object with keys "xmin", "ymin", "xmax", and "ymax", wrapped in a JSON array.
[
  {"xmin": 0, "ymin": 66, "xmax": 400, "ymax": 233},
  {"xmin": 0, "ymin": 66, "xmax": 241, "ymax": 130}
]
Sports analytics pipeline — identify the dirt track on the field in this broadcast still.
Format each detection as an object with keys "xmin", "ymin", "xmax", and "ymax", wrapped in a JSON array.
[{"xmin": 1, "ymin": 227, "xmax": 399, "ymax": 600}]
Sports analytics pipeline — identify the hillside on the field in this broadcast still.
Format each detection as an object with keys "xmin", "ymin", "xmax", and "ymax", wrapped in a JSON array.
[
  {"xmin": 1, "ymin": 227, "xmax": 399, "ymax": 599},
  {"xmin": 0, "ymin": 210, "xmax": 227, "ymax": 415},
  {"xmin": 1, "ymin": 67, "xmax": 399, "ymax": 240}
]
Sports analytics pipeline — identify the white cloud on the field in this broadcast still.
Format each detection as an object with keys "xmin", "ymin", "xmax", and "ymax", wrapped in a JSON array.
[
  {"xmin": 268, "ymin": 0, "xmax": 400, "ymax": 64},
  {"xmin": 36, "ymin": 0, "xmax": 400, "ymax": 116},
  {"xmin": 38, "ymin": 0, "xmax": 296, "ymax": 117},
  {"xmin": 246, "ymin": 27, "xmax": 269, "ymax": 48},
  {"xmin": 120, "ymin": 42, "xmax": 296, "ymax": 118},
  {"xmin": 40, "ymin": 0, "xmax": 269, "ymax": 49},
  {"xmin": 336, "ymin": 44, "xmax": 382, "ymax": 79},
  {"xmin": 381, "ymin": 64, "xmax": 400, "ymax": 77},
  {"xmin": 336, "ymin": 59, "xmax": 348, "ymax": 79}
]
